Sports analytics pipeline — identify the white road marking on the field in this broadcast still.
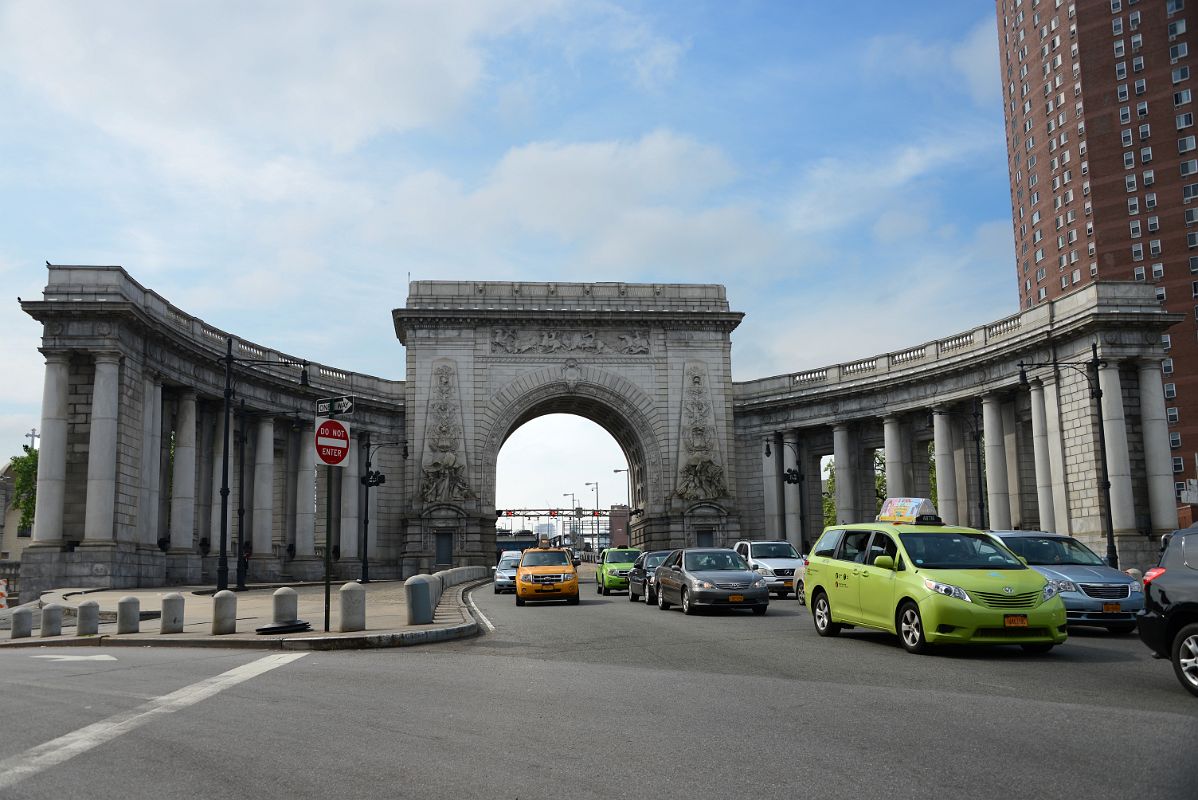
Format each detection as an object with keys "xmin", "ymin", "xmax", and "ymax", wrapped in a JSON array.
[
  {"xmin": 31, "ymin": 655, "xmax": 118, "ymax": 662},
  {"xmin": 465, "ymin": 590, "xmax": 495, "ymax": 632},
  {"xmin": 0, "ymin": 652, "xmax": 307, "ymax": 790}
]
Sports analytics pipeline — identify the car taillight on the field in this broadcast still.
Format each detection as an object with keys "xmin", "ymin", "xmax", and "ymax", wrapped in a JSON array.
[{"xmin": 1144, "ymin": 567, "xmax": 1167, "ymax": 585}]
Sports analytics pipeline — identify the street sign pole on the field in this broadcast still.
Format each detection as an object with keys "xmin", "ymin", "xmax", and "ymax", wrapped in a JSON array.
[
  {"xmin": 325, "ymin": 462, "xmax": 333, "ymax": 632},
  {"xmin": 314, "ymin": 405, "xmax": 353, "ymax": 632}
]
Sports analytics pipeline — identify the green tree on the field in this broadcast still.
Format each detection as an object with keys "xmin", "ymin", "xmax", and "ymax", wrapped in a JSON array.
[
  {"xmin": 822, "ymin": 451, "xmax": 888, "ymax": 528},
  {"xmin": 9, "ymin": 445, "xmax": 38, "ymax": 532}
]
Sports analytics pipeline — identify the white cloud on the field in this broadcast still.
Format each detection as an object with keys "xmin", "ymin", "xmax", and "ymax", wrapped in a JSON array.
[{"xmin": 862, "ymin": 16, "xmax": 1001, "ymax": 107}]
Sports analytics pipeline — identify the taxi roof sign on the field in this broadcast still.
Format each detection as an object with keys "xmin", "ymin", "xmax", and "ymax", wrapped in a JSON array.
[{"xmin": 877, "ymin": 497, "xmax": 939, "ymax": 524}]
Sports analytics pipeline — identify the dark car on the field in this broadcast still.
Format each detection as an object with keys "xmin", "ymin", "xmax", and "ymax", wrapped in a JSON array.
[
  {"xmin": 628, "ymin": 549, "xmax": 672, "ymax": 605},
  {"xmin": 655, "ymin": 547, "xmax": 769, "ymax": 615},
  {"xmin": 1138, "ymin": 526, "xmax": 1198, "ymax": 697}
]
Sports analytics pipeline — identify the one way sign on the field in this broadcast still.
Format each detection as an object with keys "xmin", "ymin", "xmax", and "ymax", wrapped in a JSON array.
[{"xmin": 316, "ymin": 395, "xmax": 355, "ymax": 416}]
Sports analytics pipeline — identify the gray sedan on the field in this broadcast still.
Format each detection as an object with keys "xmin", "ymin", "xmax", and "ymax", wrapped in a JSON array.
[{"xmin": 655, "ymin": 548, "xmax": 769, "ymax": 615}]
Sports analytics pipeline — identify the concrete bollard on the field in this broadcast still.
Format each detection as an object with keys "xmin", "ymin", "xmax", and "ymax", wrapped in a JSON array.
[
  {"xmin": 212, "ymin": 590, "xmax": 237, "ymax": 635},
  {"xmin": 406, "ymin": 574, "xmax": 436, "ymax": 625},
  {"xmin": 41, "ymin": 604, "xmax": 63, "ymax": 637},
  {"xmin": 273, "ymin": 587, "xmax": 298, "ymax": 624},
  {"xmin": 11, "ymin": 607, "xmax": 32, "ymax": 639},
  {"xmin": 116, "ymin": 596, "xmax": 140, "ymax": 634},
  {"xmin": 77, "ymin": 600, "xmax": 100, "ymax": 636},
  {"xmin": 339, "ymin": 582, "xmax": 366, "ymax": 632},
  {"xmin": 161, "ymin": 593, "xmax": 185, "ymax": 634}
]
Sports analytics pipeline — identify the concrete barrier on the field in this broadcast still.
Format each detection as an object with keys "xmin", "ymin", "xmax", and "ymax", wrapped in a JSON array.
[
  {"xmin": 274, "ymin": 587, "xmax": 298, "ymax": 624},
  {"xmin": 405, "ymin": 566, "xmax": 488, "ymax": 624},
  {"xmin": 116, "ymin": 596, "xmax": 140, "ymax": 634},
  {"xmin": 41, "ymin": 604, "xmax": 63, "ymax": 637},
  {"xmin": 78, "ymin": 600, "xmax": 100, "ymax": 635},
  {"xmin": 11, "ymin": 607, "xmax": 31, "ymax": 639},
  {"xmin": 212, "ymin": 590, "xmax": 237, "ymax": 635},
  {"xmin": 161, "ymin": 593, "xmax": 185, "ymax": 634},
  {"xmin": 340, "ymin": 582, "xmax": 365, "ymax": 632}
]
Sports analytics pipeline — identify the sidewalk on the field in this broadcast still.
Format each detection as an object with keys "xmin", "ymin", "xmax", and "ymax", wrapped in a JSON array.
[{"xmin": 0, "ymin": 578, "xmax": 488, "ymax": 651}]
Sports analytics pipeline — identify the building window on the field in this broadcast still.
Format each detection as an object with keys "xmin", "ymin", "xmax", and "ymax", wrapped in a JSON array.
[
  {"xmin": 1182, "ymin": 136, "xmax": 1198, "ymax": 153},
  {"xmin": 1190, "ymin": 255, "xmax": 1198, "ymax": 272},
  {"xmin": 1171, "ymin": 43, "xmax": 1189, "ymax": 63},
  {"xmin": 1144, "ymin": 168, "xmax": 1155, "ymax": 185},
  {"xmin": 1135, "ymin": 78, "xmax": 1147, "ymax": 95},
  {"xmin": 1151, "ymin": 239, "xmax": 1162, "ymax": 256},
  {"xmin": 1131, "ymin": 220, "xmax": 1142, "ymax": 237},
  {"xmin": 1116, "ymin": 61, "xmax": 1127, "ymax": 80},
  {"xmin": 1168, "ymin": 407, "xmax": 1181, "ymax": 424},
  {"xmin": 1164, "ymin": 357, "xmax": 1176, "ymax": 375},
  {"xmin": 1118, "ymin": 83, "xmax": 1130, "ymax": 101},
  {"xmin": 1126, "ymin": 174, "xmax": 1137, "ymax": 191},
  {"xmin": 1136, "ymin": 265, "xmax": 1147, "ymax": 281},
  {"xmin": 1170, "ymin": 431, "xmax": 1182, "ymax": 448},
  {"xmin": 1124, "ymin": 151, "xmax": 1136, "ymax": 168},
  {"xmin": 1190, "ymin": 232, "xmax": 1198, "ymax": 248},
  {"xmin": 1153, "ymin": 261, "xmax": 1164, "ymax": 277},
  {"xmin": 1122, "ymin": 128, "xmax": 1134, "ymax": 146},
  {"xmin": 1133, "ymin": 242, "xmax": 1145, "ymax": 260},
  {"xmin": 1168, "ymin": 0, "xmax": 1185, "ymax": 16},
  {"xmin": 1072, "ymin": 268, "xmax": 1082, "ymax": 284},
  {"xmin": 1176, "ymin": 66, "xmax": 1192, "ymax": 84},
  {"xmin": 1141, "ymin": 123, "xmax": 1151, "ymax": 140},
  {"xmin": 1158, "ymin": 286, "xmax": 1168, "ymax": 302},
  {"xmin": 1164, "ymin": 334, "xmax": 1174, "ymax": 351},
  {"xmin": 1185, "ymin": 183, "xmax": 1198, "ymax": 202},
  {"xmin": 1184, "ymin": 159, "xmax": 1198, "ymax": 177},
  {"xmin": 1166, "ymin": 382, "xmax": 1178, "ymax": 399},
  {"xmin": 1170, "ymin": 19, "xmax": 1188, "ymax": 38},
  {"xmin": 1114, "ymin": 40, "xmax": 1126, "ymax": 58},
  {"xmin": 1178, "ymin": 89, "xmax": 1193, "ymax": 106},
  {"xmin": 1178, "ymin": 112, "xmax": 1195, "ymax": 130},
  {"xmin": 1187, "ymin": 208, "xmax": 1198, "ymax": 225},
  {"xmin": 1121, "ymin": 105, "xmax": 1132, "ymax": 124},
  {"xmin": 1173, "ymin": 458, "xmax": 1185, "ymax": 474},
  {"xmin": 1133, "ymin": 56, "xmax": 1145, "ymax": 73},
  {"xmin": 1138, "ymin": 101, "xmax": 1150, "ymax": 118},
  {"xmin": 1149, "ymin": 216, "xmax": 1160, "ymax": 232},
  {"xmin": 1146, "ymin": 191, "xmax": 1157, "ymax": 208},
  {"xmin": 1128, "ymin": 197, "xmax": 1140, "ymax": 214}
]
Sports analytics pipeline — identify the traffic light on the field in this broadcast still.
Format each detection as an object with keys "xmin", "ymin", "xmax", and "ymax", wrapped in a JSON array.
[{"xmin": 549, "ymin": 509, "xmax": 558, "ymax": 516}]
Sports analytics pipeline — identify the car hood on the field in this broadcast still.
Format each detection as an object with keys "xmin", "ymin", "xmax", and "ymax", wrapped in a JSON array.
[
  {"xmin": 917, "ymin": 567, "xmax": 1046, "ymax": 593},
  {"xmin": 519, "ymin": 565, "xmax": 575, "ymax": 575},
  {"xmin": 688, "ymin": 569, "xmax": 760, "ymax": 584},
  {"xmin": 1030, "ymin": 564, "xmax": 1135, "ymax": 584},
  {"xmin": 496, "ymin": 569, "xmax": 518, "ymax": 578},
  {"xmin": 753, "ymin": 557, "xmax": 803, "ymax": 569}
]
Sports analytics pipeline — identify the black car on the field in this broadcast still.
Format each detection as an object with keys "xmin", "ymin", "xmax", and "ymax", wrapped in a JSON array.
[
  {"xmin": 627, "ymin": 550, "xmax": 672, "ymax": 605},
  {"xmin": 1138, "ymin": 526, "xmax": 1198, "ymax": 697}
]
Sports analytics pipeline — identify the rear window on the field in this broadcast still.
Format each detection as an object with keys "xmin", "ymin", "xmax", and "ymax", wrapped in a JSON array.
[
  {"xmin": 751, "ymin": 542, "xmax": 799, "ymax": 559},
  {"xmin": 813, "ymin": 530, "xmax": 843, "ymax": 558}
]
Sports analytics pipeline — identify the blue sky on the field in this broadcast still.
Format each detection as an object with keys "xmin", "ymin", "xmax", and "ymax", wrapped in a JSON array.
[{"xmin": 0, "ymin": 1, "xmax": 1015, "ymax": 522}]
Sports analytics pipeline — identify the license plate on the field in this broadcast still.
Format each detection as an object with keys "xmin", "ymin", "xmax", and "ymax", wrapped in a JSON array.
[
  {"xmin": 728, "ymin": 595, "xmax": 744, "ymax": 603},
  {"xmin": 781, "ymin": 580, "xmax": 793, "ymax": 587},
  {"xmin": 1004, "ymin": 614, "xmax": 1029, "ymax": 628},
  {"xmin": 1103, "ymin": 603, "xmax": 1121, "ymax": 613}
]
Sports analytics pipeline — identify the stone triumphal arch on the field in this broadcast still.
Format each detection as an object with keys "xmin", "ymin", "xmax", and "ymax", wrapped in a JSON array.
[
  {"xmin": 393, "ymin": 281, "xmax": 745, "ymax": 566},
  {"xmin": 14, "ymin": 265, "xmax": 1184, "ymax": 599}
]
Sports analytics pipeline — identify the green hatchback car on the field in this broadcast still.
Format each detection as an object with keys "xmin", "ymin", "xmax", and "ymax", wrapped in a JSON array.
[
  {"xmin": 805, "ymin": 500, "xmax": 1068, "ymax": 654},
  {"xmin": 596, "ymin": 547, "xmax": 641, "ymax": 595}
]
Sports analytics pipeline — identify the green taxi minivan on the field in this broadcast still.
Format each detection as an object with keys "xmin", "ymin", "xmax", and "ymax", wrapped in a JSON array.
[{"xmin": 804, "ymin": 499, "xmax": 1068, "ymax": 654}]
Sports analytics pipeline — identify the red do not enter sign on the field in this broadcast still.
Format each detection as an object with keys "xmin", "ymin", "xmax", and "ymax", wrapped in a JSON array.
[{"xmin": 315, "ymin": 418, "xmax": 351, "ymax": 467}]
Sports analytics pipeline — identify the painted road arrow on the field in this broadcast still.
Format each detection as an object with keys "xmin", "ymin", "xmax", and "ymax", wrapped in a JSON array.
[{"xmin": 31, "ymin": 655, "xmax": 118, "ymax": 662}]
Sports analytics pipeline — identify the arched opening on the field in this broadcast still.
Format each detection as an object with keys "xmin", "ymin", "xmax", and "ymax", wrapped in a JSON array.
[{"xmin": 495, "ymin": 414, "xmax": 630, "ymax": 557}]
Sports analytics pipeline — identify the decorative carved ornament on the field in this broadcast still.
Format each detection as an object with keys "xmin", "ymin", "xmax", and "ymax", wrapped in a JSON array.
[
  {"xmin": 419, "ymin": 361, "xmax": 474, "ymax": 503},
  {"xmin": 490, "ymin": 328, "xmax": 650, "ymax": 356},
  {"xmin": 675, "ymin": 361, "xmax": 727, "ymax": 501}
]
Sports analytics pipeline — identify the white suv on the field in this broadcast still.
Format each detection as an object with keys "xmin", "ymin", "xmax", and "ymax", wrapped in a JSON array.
[{"xmin": 733, "ymin": 540, "xmax": 806, "ymax": 601}]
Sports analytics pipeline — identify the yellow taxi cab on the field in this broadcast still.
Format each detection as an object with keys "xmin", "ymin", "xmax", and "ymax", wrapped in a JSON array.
[{"xmin": 515, "ymin": 543, "xmax": 580, "ymax": 606}]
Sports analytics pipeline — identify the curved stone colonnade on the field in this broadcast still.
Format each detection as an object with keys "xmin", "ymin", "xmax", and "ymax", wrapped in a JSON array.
[
  {"xmin": 19, "ymin": 266, "xmax": 409, "ymax": 601},
  {"xmin": 734, "ymin": 281, "xmax": 1181, "ymax": 571}
]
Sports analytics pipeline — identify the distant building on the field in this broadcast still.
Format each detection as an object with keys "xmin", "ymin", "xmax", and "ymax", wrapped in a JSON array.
[
  {"xmin": 995, "ymin": 0, "xmax": 1197, "ymax": 488},
  {"xmin": 609, "ymin": 505, "xmax": 630, "ymax": 547}
]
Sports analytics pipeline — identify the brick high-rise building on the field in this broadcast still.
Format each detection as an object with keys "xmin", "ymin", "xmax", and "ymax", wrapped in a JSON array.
[{"xmin": 997, "ymin": 0, "xmax": 1196, "ymax": 490}]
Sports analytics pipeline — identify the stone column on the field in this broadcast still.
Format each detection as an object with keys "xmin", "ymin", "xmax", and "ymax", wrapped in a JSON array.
[
  {"xmin": 781, "ymin": 430, "xmax": 803, "ymax": 550},
  {"xmin": 340, "ymin": 437, "xmax": 362, "ymax": 562},
  {"xmin": 1139, "ymin": 360, "xmax": 1180, "ymax": 533},
  {"xmin": 761, "ymin": 434, "xmax": 781, "ymax": 538},
  {"xmin": 981, "ymin": 394, "xmax": 1011, "ymax": 530},
  {"xmin": 833, "ymin": 424, "xmax": 857, "ymax": 525},
  {"xmin": 1098, "ymin": 361, "xmax": 1136, "ymax": 534},
  {"xmin": 883, "ymin": 416, "xmax": 905, "ymax": 497},
  {"xmin": 1041, "ymin": 375, "xmax": 1071, "ymax": 534},
  {"xmin": 83, "ymin": 353, "xmax": 121, "ymax": 542},
  {"xmin": 32, "ymin": 352, "xmax": 70, "ymax": 543},
  {"xmin": 210, "ymin": 413, "xmax": 231, "ymax": 558},
  {"xmin": 1001, "ymin": 401, "xmax": 1022, "ymax": 529},
  {"xmin": 139, "ymin": 379, "xmax": 164, "ymax": 548},
  {"xmin": 168, "ymin": 391, "xmax": 197, "ymax": 550},
  {"xmin": 292, "ymin": 423, "xmax": 320, "ymax": 580},
  {"xmin": 932, "ymin": 409, "xmax": 957, "ymax": 525},
  {"xmin": 252, "ymin": 418, "xmax": 276, "ymax": 559},
  {"xmin": 1028, "ymin": 380, "xmax": 1056, "ymax": 532}
]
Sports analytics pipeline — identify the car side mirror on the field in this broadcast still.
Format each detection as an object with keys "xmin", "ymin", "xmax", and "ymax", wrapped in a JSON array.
[
  {"xmin": 573, "ymin": 558, "xmax": 581, "ymax": 566},
  {"xmin": 872, "ymin": 555, "xmax": 895, "ymax": 570},
  {"xmin": 1161, "ymin": 533, "xmax": 1173, "ymax": 552},
  {"xmin": 1017, "ymin": 556, "xmax": 1028, "ymax": 565},
  {"xmin": 491, "ymin": 566, "xmax": 497, "ymax": 572}
]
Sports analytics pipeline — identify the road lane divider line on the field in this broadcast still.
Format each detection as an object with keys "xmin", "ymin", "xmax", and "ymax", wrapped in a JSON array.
[
  {"xmin": 0, "ymin": 652, "xmax": 308, "ymax": 790},
  {"xmin": 464, "ymin": 589, "xmax": 495, "ymax": 632}
]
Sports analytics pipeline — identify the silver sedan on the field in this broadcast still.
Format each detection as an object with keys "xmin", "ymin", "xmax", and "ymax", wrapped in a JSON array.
[{"xmin": 655, "ymin": 548, "xmax": 769, "ymax": 615}]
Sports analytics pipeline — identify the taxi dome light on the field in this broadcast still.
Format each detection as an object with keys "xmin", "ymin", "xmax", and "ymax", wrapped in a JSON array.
[{"xmin": 877, "ymin": 497, "xmax": 942, "ymax": 525}]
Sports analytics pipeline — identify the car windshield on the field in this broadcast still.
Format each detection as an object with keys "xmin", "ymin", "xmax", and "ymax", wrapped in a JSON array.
[
  {"xmin": 498, "ymin": 558, "xmax": 521, "ymax": 570},
  {"xmin": 899, "ymin": 532, "xmax": 1024, "ymax": 570},
  {"xmin": 522, "ymin": 551, "xmax": 569, "ymax": 567},
  {"xmin": 605, "ymin": 550, "xmax": 639, "ymax": 563},
  {"xmin": 683, "ymin": 551, "xmax": 748, "ymax": 571},
  {"xmin": 1001, "ymin": 535, "xmax": 1106, "ymax": 566},
  {"xmin": 645, "ymin": 553, "xmax": 668, "ymax": 569},
  {"xmin": 751, "ymin": 542, "xmax": 799, "ymax": 559}
]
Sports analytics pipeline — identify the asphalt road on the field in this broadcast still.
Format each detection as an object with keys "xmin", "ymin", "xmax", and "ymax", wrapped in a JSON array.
[{"xmin": 0, "ymin": 573, "xmax": 1194, "ymax": 800}]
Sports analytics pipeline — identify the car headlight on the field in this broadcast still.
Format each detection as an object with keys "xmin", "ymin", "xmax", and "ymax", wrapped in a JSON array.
[
  {"xmin": 752, "ymin": 577, "xmax": 767, "ymax": 588},
  {"xmin": 1128, "ymin": 581, "xmax": 1143, "ymax": 594},
  {"xmin": 519, "ymin": 574, "xmax": 536, "ymax": 584},
  {"xmin": 1041, "ymin": 583, "xmax": 1060, "ymax": 602},
  {"xmin": 923, "ymin": 578, "xmax": 971, "ymax": 603},
  {"xmin": 693, "ymin": 580, "xmax": 715, "ymax": 590},
  {"xmin": 1046, "ymin": 578, "xmax": 1076, "ymax": 593},
  {"xmin": 756, "ymin": 566, "xmax": 775, "ymax": 577}
]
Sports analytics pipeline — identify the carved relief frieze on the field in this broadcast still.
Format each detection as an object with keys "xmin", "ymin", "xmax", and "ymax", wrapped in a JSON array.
[
  {"xmin": 419, "ymin": 360, "xmax": 474, "ymax": 503},
  {"xmin": 675, "ymin": 361, "xmax": 727, "ymax": 501},
  {"xmin": 490, "ymin": 328, "xmax": 650, "ymax": 355}
]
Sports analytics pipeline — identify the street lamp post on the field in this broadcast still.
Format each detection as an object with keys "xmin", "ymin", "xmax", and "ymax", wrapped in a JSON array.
[
  {"xmin": 613, "ymin": 468, "xmax": 630, "ymax": 507},
  {"xmin": 1018, "ymin": 342, "xmax": 1118, "ymax": 568},
  {"xmin": 562, "ymin": 492, "xmax": 576, "ymax": 550},
  {"xmin": 586, "ymin": 481, "xmax": 600, "ymax": 551},
  {"xmin": 360, "ymin": 434, "xmax": 405, "ymax": 583},
  {"xmin": 216, "ymin": 336, "xmax": 308, "ymax": 592}
]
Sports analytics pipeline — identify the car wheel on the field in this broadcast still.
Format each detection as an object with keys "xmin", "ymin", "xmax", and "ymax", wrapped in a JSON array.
[
  {"xmin": 595, "ymin": 579, "xmax": 602, "ymax": 595},
  {"xmin": 682, "ymin": 588, "xmax": 696, "ymax": 615},
  {"xmin": 628, "ymin": 585, "xmax": 639, "ymax": 602},
  {"xmin": 657, "ymin": 586, "xmax": 672, "ymax": 611},
  {"xmin": 493, "ymin": 585, "xmax": 500, "ymax": 594},
  {"xmin": 753, "ymin": 605, "xmax": 767, "ymax": 616},
  {"xmin": 1171, "ymin": 622, "xmax": 1198, "ymax": 697},
  {"xmin": 1106, "ymin": 622, "xmax": 1137, "ymax": 635},
  {"xmin": 796, "ymin": 580, "xmax": 806, "ymax": 606},
  {"xmin": 601, "ymin": 583, "xmax": 609, "ymax": 596},
  {"xmin": 897, "ymin": 602, "xmax": 929, "ymax": 654},
  {"xmin": 812, "ymin": 592, "xmax": 840, "ymax": 637},
  {"xmin": 567, "ymin": 595, "xmax": 579, "ymax": 606},
  {"xmin": 1020, "ymin": 643, "xmax": 1054, "ymax": 654},
  {"xmin": 645, "ymin": 585, "xmax": 655, "ymax": 605},
  {"xmin": 515, "ymin": 596, "xmax": 525, "ymax": 607}
]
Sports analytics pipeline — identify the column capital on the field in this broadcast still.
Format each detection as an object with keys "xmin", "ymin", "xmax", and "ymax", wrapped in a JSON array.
[
  {"xmin": 92, "ymin": 351, "xmax": 122, "ymax": 365},
  {"xmin": 38, "ymin": 349, "xmax": 71, "ymax": 364}
]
